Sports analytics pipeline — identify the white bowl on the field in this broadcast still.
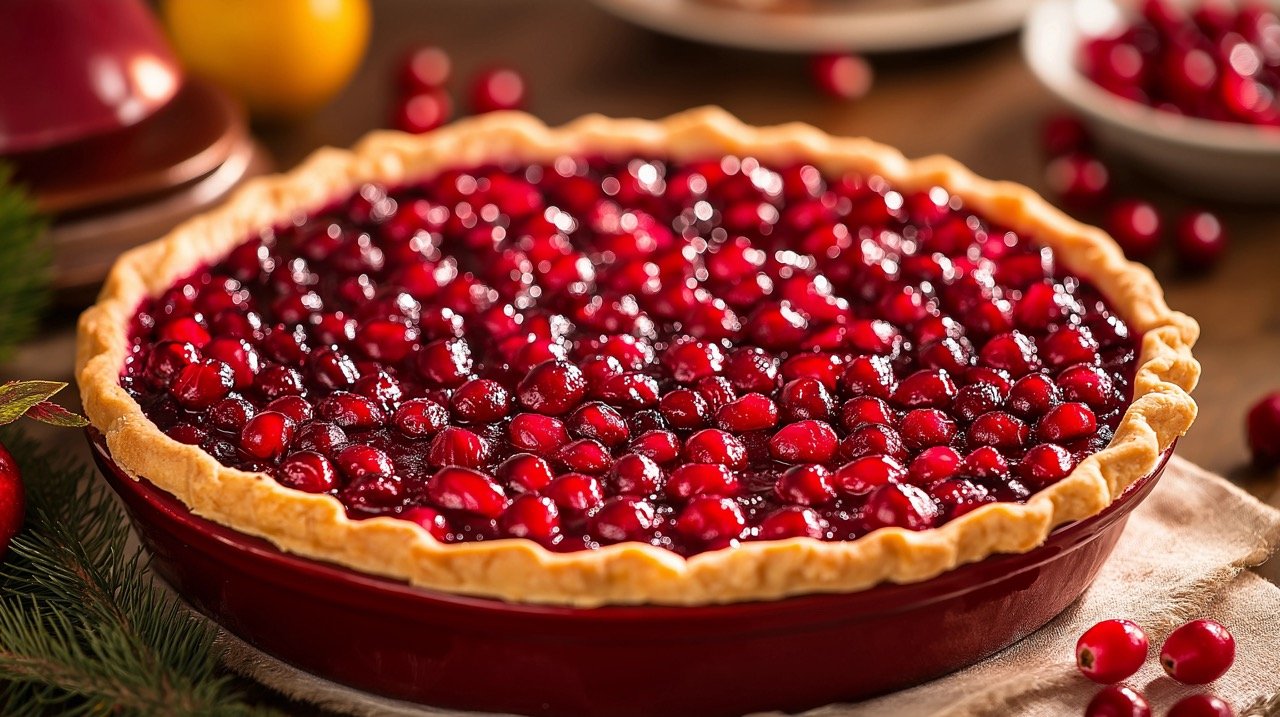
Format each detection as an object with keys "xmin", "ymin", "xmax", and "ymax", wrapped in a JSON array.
[{"xmin": 1022, "ymin": 0, "xmax": 1280, "ymax": 202}]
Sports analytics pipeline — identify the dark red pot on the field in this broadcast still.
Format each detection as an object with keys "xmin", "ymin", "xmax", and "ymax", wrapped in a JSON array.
[{"xmin": 88, "ymin": 430, "xmax": 1171, "ymax": 717}]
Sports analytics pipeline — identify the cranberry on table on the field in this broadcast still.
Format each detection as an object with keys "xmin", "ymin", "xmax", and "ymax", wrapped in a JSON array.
[
  {"xmin": 1160, "ymin": 619, "xmax": 1236, "ymax": 684},
  {"xmin": 1046, "ymin": 153, "xmax": 1111, "ymax": 208},
  {"xmin": 1076, "ymin": 619, "xmax": 1149, "ymax": 684},
  {"xmin": 1168, "ymin": 694, "xmax": 1234, "ymax": 717},
  {"xmin": 1107, "ymin": 200, "xmax": 1163, "ymax": 262},
  {"xmin": 470, "ymin": 67, "xmax": 526, "ymax": 113},
  {"xmin": 1174, "ymin": 211, "xmax": 1228, "ymax": 273},
  {"xmin": 1042, "ymin": 114, "xmax": 1091, "ymax": 157},
  {"xmin": 399, "ymin": 45, "xmax": 451, "ymax": 91},
  {"xmin": 809, "ymin": 53, "xmax": 873, "ymax": 101},
  {"xmin": 1085, "ymin": 685, "xmax": 1151, "ymax": 717},
  {"xmin": 393, "ymin": 90, "xmax": 453, "ymax": 134},
  {"xmin": 1247, "ymin": 392, "xmax": 1280, "ymax": 469}
]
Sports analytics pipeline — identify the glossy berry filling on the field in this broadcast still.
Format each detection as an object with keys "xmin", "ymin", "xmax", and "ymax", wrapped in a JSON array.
[{"xmin": 119, "ymin": 154, "xmax": 1140, "ymax": 556}]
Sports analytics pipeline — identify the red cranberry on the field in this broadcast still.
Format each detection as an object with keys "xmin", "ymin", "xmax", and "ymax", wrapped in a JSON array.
[
  {"xmin": 1037, "ymin": 402, "xmax": 1098, "ymax": 442},
  {"xmin": 684, "ymin": 429, "xmax": 747, "ymax": 468},
  {"xmin": 839, "ymin": 396, "xmax": 895, "ymax": 431},
  {"xmin": 610, "ymin": 453, "xmax": 663, "ymax": 496},
  {"xmin": 276, "ymin": 451, "xmax": 338, "ymax": 493},
  {"xmin": 428, "ymin": 466, "xmax": 507, "ymax": 518},
  {"xmin": 967, "ymin": 411, "xmax": 1030, "ymax": 451},
  {"xmin": 1167, "ymin": 695, "xmax": 1234, "ymax": 717},
  {"xmin": 779, "ymin": 378, "xmax": 833, "ymax": 422},
  {"xmin": 675, "ymin": 496, "xmax": 746, "ymax": 544},
  {"xmin": 1046, "ymin": 153, "xmax": 1110, "ymax": 208},
  {"xmin": 892, "ymin": 369, "xmax": 956, "ymax": 409},
  {"xmin": 722, "ymin": 348, "xmax": 780, "ymax": 394},
  {"xmin": 392, "ymin": 398, "xmax": 448, "ymax": 438},
  {"xmin": 659, "ymin": 388, "xmax": 710, "ymax": 430},
  {"xmin": 908, "ymin": 446, "xmax": 962, "ymax": 484},
  {"xmin": 449, "ymin": 378, "xmax": 510, "ymax": 424},
  {"xmin": 715, "ymin": 393, "xmax": 779, "ymax": 432},
  {"xmin": 1041, "ymin": 114, "xmax": 1090, "ymax": 157},
  {"xmin": 774, "ymin": 464, "xmax": 837, "ymax": 506},
  {"xmin": 508, "ymin": 412, "xmax": 570, "ymax": 454},
  {"xmin": 394, "ymin": 90, "xmax": 452, "ymax": 134},
  {"xmin": 667, "ymin": 463, "xmax": 739, "ymax": 500},
  {"xmin": 427, "ymin": 426, "xmax": 491, "ymax": 468},
  {"xmin": 254, "ymin": 365, "xmax": 305, "ymax": 400},
  {"xmin": 1160, "ymin": 619, "xmax": 1235, "ymax": 685},
  {"xmin": 1059, "ymin": 364, "xmax": 1116, "ymax": 409},
  {"xmin": 1085, "ymin": 685, "xmax": 1151, "ymax": 717},
  {"xmin": 1247, "ymin": 392, "xmax": 1280, "ymax": 468},
  {"xmin": 929, "ymin": 478, "xmax": 993, "ymax": 519},
  {"xmin": 965, "ymin": 445, "xmax": 1010, "ymax": 480},
  {"xmin": 166, "ymin": 423, "xmax": 206, "ymax": 446},
  {"xmin": 833, "ymin": 455, "xmax": 905, "ymax": 496},
  {"xmin": 1175, "ymin": 211, "xmax": 1227, "ymax": 272},
  {"xmin": 1042, "ymin": 326, "xmax": 1101, "ymax": 370},
  {"xmin": 590, "ymin": 497, "xmax": 658, "ymax": 544},
  {"xmin": 470, "ymin": 67, "xmax": 526, "ymax": 113},
  {"xmin": 417, "ymin": 337, "xmax": 473, "ymax": 388},
  {"xmin": 769, "ymin": 420, "xmax": 838, "ymax": 463},
  {"xmin": 309, "ymin": 348, "xmax": 360, "ymax": 390},
  {"xmin": 500, "ymin": 495, "xmax": 561, "ymax": 542},
  {"xmin": 759, "ymin": 506, "xmax": 827, "ymax": 540},
  {"xmin": 899, "ymin": 408, "xmax": 956, "ymax": 451},
  {"xmin": 293, "ymin": 422, "xmax": 347, "ymax": 455},
  {"xmin": 498, "ymin": 453, "xmax": 555, "ymax": 494},
  {"xmin": 317, "ymin": 391, "xmax": 385, "ymax": 431},
  {"xmin": 1018, "ymin": 443, "xmax": 1077, "ymax": 487},
  {"xmin": 840, "ymin": 423, "xmax": 908, "ymax": 462},
  {"xmin": 543, "ymin": 473, "xmax": 605, "ymax": 516},
  {"xmin": 862, "ymin": 483, "xmax": 939, "ymax": 532},
  {"xmin": 1107, "ymin": 200, "xmax": 1163, "ymax": 261},
  {"xmin": 662, "ymin": 339, "xmax": 724, "ymax": 383},
  {"xmin": 401, "ymin": 506, "xmax": 451, "ymax": 541},
  {"xmin": 841, "ymin": 355, "xmax": 897, "ymax": 399},
  {"xmin": 204, "ymin": 337, "xmax": 260, "ymax": 389},
  {"xmin": 336, "ymin": 444, "xmax": 394, "ymax": 482},
  {"xmin": 399, "ymin": 45, "xmax": 451, "ymax": 90},
  {"xmin": 979, "ymin": 332, "xmax": 1039, "ymax": 377},
  {"xmin": 145, "ymin": 341, "xmax": 200, "ymax": 384},
  {"xmin": 210, "ymin": 397, "xmax": 256, "ymax": 431},
  {"xmin": 518, "ymin": 360, "xmax": 588, "ymax": 416},
  {"xmin": 567, "ymin": 402, "xmax": 630, "ymax": 447},
  {"xmin": 553, "ymin": 438, "xmax": 613, "ymax": 475},
  {"xmin": 157, "ymin": 316, "xmax": 210, "ymax": 347},
  {"xmin": 1076, "ymin": 619, "xmax": 1149, "ymax": 684},
  {"xmin": 630, "ymin": 429, "xmax": 681, "ymax": 464},
  {"xmin": 809, "ymin": 53, "xmax": 873, "ymax": 101},
  {"xmin": 170, "ymin": 359, "xmax": 235, "ymax": 409}
]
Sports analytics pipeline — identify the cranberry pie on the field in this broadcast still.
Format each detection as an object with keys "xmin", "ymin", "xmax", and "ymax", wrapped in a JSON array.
[{"xmin": 77, "ymin": 108, "xmax": 1198, "ymax": 606}]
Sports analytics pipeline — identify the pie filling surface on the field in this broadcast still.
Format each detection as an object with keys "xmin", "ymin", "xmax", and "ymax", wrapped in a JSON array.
[{"xmin": 120, "ymin": 155, "xmax": 1139, "ymax": 558}]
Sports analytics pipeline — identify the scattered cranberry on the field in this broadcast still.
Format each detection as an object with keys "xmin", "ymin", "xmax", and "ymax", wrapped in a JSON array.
[
  {"xmin": 1247, "ymin": 391, "xmax": 1280, "ymax": 468},
  {"xmin": 1107, "ymin": 200, "xmax": 1163, "ymax": 261},
  {"xmin": 1168, "ymin": 694, "xmax": 1234, "ymax": 717},
  {"xmin": 1076, "ymin": 619, "xmax": 1149, "ymax": 684},
  {"xmin": 1046, "ymin": 153, "xmax": 1111, "ymax": 208},
  {"xmin": 1160, "ymin": 619, "xmax": 1235, "ymax": 685},
  {"xmin": 1175, "ymin": 211, "xmax": 1228, "ymax": 272},
  {"xmin": 470, "ymin": 67, "xmax": 526, "ymax": 113},
  {"xmin": 400, "ymin": 46, "xmax": 452, "ymax": 91},
  {"xmin": 393, "ymin": 90, "xmax": 453, "ymax": 134},
  {"xmin": 1042, "ymin": 114, "xmax": 1090, "ymax": 157},
  {"xmin": 1085, "ymin": 685, "xmax": 1151, "ymax": 717},
  {"xmin": 810, "ymin": 53, "xmax": 874, "ymax": 101}
]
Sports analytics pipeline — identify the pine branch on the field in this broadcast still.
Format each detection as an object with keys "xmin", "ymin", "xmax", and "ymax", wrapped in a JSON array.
[
  {"xmin": 1244, "ymin": 690, "xmax": 1280, "ymax": 717},
  {"xmin": 0, "ymin": 165, "xmax": 50, "ymax": 362},
  {"xmin": 0, "ymin": 429, "xmax": 279, "ymax": 715}
]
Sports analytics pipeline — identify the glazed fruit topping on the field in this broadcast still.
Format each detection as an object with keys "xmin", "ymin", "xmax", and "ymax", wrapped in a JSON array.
[{"xmin": 122, "ymin": 153, "xmax": 1140, "ymax": 556}]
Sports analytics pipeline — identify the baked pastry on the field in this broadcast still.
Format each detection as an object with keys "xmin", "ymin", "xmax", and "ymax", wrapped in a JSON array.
[{"xmin": 77, "ymin": 108, "xmax": 1198, "ymax": 607}]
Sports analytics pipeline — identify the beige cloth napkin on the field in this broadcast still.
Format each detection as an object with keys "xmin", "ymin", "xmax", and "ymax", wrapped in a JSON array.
[{"xmin": 222, "ymin": 457, "xmax": 1280, "ymax": 717}]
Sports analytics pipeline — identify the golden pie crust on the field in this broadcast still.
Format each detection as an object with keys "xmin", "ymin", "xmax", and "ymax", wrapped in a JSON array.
[{"xmin": 77, "ymin": 108, "xmax": 1199, "ymax": 607}]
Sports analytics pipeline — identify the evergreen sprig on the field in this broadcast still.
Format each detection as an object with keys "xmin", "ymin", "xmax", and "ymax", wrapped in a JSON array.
[
  {"xmin": 0, "ymin": 165, "xmax": 50, "ymax": 361},
  {"xmin": 0, "ymin": 429, "xmax": 277, "ymax": 715}
]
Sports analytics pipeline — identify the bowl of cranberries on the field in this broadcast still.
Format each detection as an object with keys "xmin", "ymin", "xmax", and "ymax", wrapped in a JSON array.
[{"xmin": 1024, "ymin": 0, "xmax": 1280, "ymax": 201}]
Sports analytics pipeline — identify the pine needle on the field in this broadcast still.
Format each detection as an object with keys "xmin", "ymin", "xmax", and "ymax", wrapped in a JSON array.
[
  {"xmin": 0, "ymin": 429, "xmax": 279, "ymax": 715},
  {"xmin": 0, "ymin": 165, "xmax": 50, "ymax": 362}
]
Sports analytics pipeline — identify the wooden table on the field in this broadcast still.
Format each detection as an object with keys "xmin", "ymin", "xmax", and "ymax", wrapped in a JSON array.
[{"xmin": 6, "ymin": 0, "xmax": 1279, "ymax": 710}]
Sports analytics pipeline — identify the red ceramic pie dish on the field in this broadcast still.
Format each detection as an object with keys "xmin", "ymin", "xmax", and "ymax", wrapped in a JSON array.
[{"xmin": 88, "ymin": 429, "xmax": 1173, "ymax": 717}]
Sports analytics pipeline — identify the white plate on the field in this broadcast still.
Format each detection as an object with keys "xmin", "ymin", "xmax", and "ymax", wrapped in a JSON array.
[
  {"xmin": 590, "ymin": 0, "xmax": 1034, "ymax": 53},
  {"xmin": 1023, "ymin": 0, "xmax": 1280, "ymax": 202}
]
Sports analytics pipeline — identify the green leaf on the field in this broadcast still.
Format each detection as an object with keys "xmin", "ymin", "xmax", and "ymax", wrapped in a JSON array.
[
  {"xmin": 0, "ymin": 381, "xmax": 69, "ymax": 425},
  {"xmin": 0, "ymin": 165, "xmax": 50, "ymax": 362},
  {"xmin": 24, "ymin": 401, "xmax": 88, "ymax": 428}
]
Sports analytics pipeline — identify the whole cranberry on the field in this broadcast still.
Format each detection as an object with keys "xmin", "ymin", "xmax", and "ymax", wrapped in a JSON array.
[
  {"xmin": 1076, "ymin": 619, "xmax": 1149, "ymax": 684},
  {"xmin": 1175, "ymin": 211, "xmax": 1227, "ymax": 272},
  {"xmin": 1167, "ymin": 694, "xmax": 1234, "ymax": 717},
  {"xmin": 1085, "ymin": 685, "xmax": 1151, "ymax": 717},
  {"xmin": 0, "ymin": 444, "xmax": 24, "ymax": 559},
  {"xmin": 1246, "ymin": 392, "xmax": 1280, "ymax": 468},
  {"xmin": 1160, "ymin": 619, "xmax": 1235, "ymax": 685},
  {"xmin": 1046, "ymin": 153, "xmax": 1110, "ymax": 208},
  {"xmin": 393, "ymin": 90, "xmax": 453, "ymax": 134},
  {"xmin": 809, "ymin": 53, "xmax": 873, "ymax": 101},
  {"xmin": 399, "ymin": 45, "xmax": 451, "ymax": 91},
  {"xmin": 1042, "ymin": 114, "xmax": 1090, "ymax": 157},
  {"xmin": 470, "ymin": 67, "xmax": 526, "ymax": 113},
  {"xmin": 1107, "ymin": 200, "xmax": 1163, "ymax": 261}
]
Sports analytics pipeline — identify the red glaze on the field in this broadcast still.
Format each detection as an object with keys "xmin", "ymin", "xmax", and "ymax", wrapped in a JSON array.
[{"xmin": 89, "ymin": 430, "xmax": 1174, "ymax": 717}]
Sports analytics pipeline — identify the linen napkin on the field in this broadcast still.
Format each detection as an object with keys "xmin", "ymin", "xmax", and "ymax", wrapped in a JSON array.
[{"xmin": 221, "ymin": 456, "xmax": 1280, "ymax": 717}]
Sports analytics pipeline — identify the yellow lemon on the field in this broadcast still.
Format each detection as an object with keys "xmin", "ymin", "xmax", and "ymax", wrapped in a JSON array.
[{"xmin": 162, "ymin": 0, "xmax": 371, "ymax": 119}]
